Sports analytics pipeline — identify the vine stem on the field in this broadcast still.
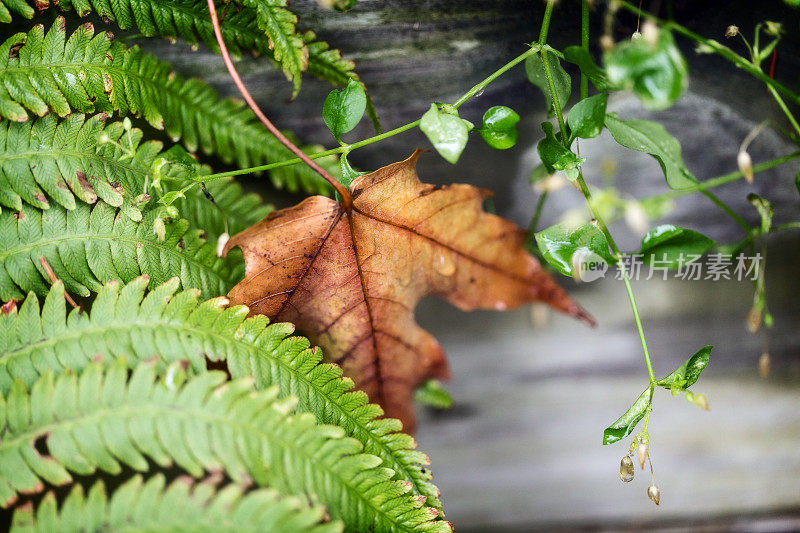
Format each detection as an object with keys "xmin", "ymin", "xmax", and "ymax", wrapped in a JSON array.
[
  {"xmin": 200, "ymin": 44, "xmax": 541, "ymax": 184},
  {"xmin": 540, "ymin": 0, "xmax": 657, "ymax": 384},
  {"xmin": 204, "ymin": 0, "xmax": 352, "ymax": 207}
]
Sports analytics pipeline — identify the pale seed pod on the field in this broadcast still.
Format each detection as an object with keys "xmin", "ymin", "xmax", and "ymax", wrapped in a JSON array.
[
  {"xmin": 636, "ymin": 442, "xmax": 649, "ymax": 470},
  {"xmin": 758, "ymin": 352, "xmax": 770, "ymax": 379},
  {"xmin": 747, "ymin": 306, "xmax": 761, "ymax": 333},
  {"xmin": 647, "ymin": 484, "xmax": 661, "ymax": 505},
  {"xmin": 692, "ymin": 393, "xmax": 710, "ymax": 411},
  {"xmin": 620, "ymin": 456, "xmax": 635, "ymax": 483},
  {"xmin": 725, "ymin": 25, "xmax": 740, "ymax": 38},
  {"xmin": 738, "ymin": 150, "xmax": 754, "ymax": 184}
]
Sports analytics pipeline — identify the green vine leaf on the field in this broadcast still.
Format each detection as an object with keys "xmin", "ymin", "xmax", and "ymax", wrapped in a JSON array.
[
  {"xmin": 0, "ymin": 360, "xmax": 450, "ymax": 531},
  {"xmin": 0, "ymin": 278, "xmax": 445, "ymax": 510},
  {"xmin": 535, "ymin": 222, "xmax": 613, "ymax": 279},
  {"xmin": 566, "ymin": 93, "xmax": 608, "ymax": 139},
  {"xmin": 603, "ymin": 387, "xmax": 651, "ymax": 445},
  {"xmin": 323, "ymin": 79, "xmax": 366, "ymax": 141},
  {"xmin": 419, "ymin": 104, "xmax": 473, "ymax": 164},
  {"xmin": 563, "ymin": 46, "xmax": 617, "ymax": 92},
  {"xmin": 537, "ymin": 122, "xmax": 585, "ymax": 173},
  {"xmin": 605, "ymin": 113, "xmax": 697, "ymax": 190},
  {"xmin": 639, "ymin": 224, "xmax": 715, "ymax": 269},
  {"xmin": 12, "ymin": 474, "xmax": 342, "ymax": 532},
  {"xmin": 478, "ymin": 105, "xmax": 519, "ymax": 150},
  {"xmin": 604, "ymin": 29, "xmax": 688, "ymax": 110},
  {"xmin": 656, "ymin": 346, "xmax": 713, "ymax": 393},
  {"xmin": 526, "ymin": 53, "xmax": 571, "ymax": 115},
  {"xmin": 0, "ymin": 19, "xmax": 332, "ymax": 195}
]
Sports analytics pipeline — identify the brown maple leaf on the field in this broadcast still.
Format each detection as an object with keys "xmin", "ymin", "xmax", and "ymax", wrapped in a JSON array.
[{"xmin": 224, "ymin": 150, "xmax": 592, "ymax": 431}]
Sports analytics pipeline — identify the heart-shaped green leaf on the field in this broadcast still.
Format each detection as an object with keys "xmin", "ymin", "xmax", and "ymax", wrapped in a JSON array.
[
  {"xmin": 323, "ymin": 79, "xmax": 367, "ymax": 140},
  {"xmin": 537, "ymin": 122, "xmax": 585, "ymax": 174},
  {"xmin": 536, "ymin": 222, "xmax": 614, "ymax": 279},
  {"xmin": 604, "ymin": 29, "xmax": 688, "ymax": 110},
  {"xmin": 567, "ymin": 93, "xmax": 608, "ymax": 139},
  {"xmin": 478, "ymin": 106, "xmax": 520, "ymax": 150},
  {"xmin": 526, "ymin": 53, "xmax": 572, "ymax": 115},
  {"xmin": 639, "ymin": 224, "xmax": 714, "ymax": 268},
  {"xmin": 419, "ymin": 104, "xmax": 473, "ymax": 164}
]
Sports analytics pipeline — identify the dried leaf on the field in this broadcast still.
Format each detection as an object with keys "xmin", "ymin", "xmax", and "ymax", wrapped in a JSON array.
[{"xmin": 225, "ymin": 151, "xmax": 592, "ymax": 431}]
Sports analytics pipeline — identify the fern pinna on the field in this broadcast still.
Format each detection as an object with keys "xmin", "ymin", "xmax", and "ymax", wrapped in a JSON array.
[
  {"xmin": 0, "ymin": 280, "xmax": 452, "ymax": 531},
  {"xmin": 0, "ymin": 278, "xmax": 444, "ymax": 511},
  {"xmin": 12, "ymin": 475, "xmax": 342, "ymax": 532},
  {"xmin": 0, "ymin": 18, "xmax": 334, "ymax": 195}
]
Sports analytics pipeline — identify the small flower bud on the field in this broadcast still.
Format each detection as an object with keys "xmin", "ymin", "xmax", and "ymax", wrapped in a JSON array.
[
  {"xmin": 599, "ymin": 34, "xmax": 615, "ymax": 51},
  {"xmin": 620, "ymin": 455, "xmax": 635, "ymax": 483},
  {"xmin": 163, "ymin": 205, "xmax": 179, "ymax": 220},
  {"xmin": 738, "ymin": 150, "xmax": 754, "ymax": 184},
  {"xmin": 758, "ymin": 352, "xmax": 770, "ymax": 379},
  {"xmin": 122, "ymin": 117, "xmax": 132, "ymax": 131},
  {"xmin": 685, "ymin": 390, "xmax": 694, "ymax": 403},
  {"xmin": 636, "ymin": 442, "xmax": 649, "ymax": 470},
  {"xmin": 624, "ymin": 201, "xmax": 650, "ymax": 234},
  {"xmin": 642, "ymin": 21, "xmax": 659, "ymax": 46},
  {"xmin": 96, "ymin": 132, "xmax": 111, "ymax": 144},
  {"xmin": 746, "ymin": 306, "xmax": 761, "ymax": 333},
  {"xmin": 216, "ymin": 232, "xmax": 230, "ymax": 258},
  {"xmin": 647, "ymin": 484, "xmax": 661, "ymax": 505},
  {"xmin": 725, "ymin": 25, "xmax": 740, "ymax": 38},
  {"xmin": 692, "ymin": 393, "xmax": 710, "ymax": 411},
  {"xmin": 631, "ymin": 31, "xmax": 642, "ymax": 40}
]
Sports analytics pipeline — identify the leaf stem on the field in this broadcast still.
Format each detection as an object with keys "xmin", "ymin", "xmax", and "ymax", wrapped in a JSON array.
[
  {"xmin": 699, "ymin": 189, "xmax": 752, "ymax": 234},
  {"xmin": 204, "ymin": 0, "xmax": 352, "ymax": 207}
]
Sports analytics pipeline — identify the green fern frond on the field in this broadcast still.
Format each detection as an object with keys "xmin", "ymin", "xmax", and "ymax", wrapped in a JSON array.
[
  {"xmin": 0, "ymin": 114, "xmax": 163, "ymax": 220},
  {"xmin": 241, "ymin": 0, "xmax": 308, "ymax": 99},
  {"xmin": 0, "ymin": 19, "xmax": 332, "ymax": 195},
  {"xmin": 0, "ymin": 278, "xmax": 444, "ymax": 509},
  {"xmin": 0, "ymin": 0, "xmax": 359, "ymax": 91},
  {"xmin": 0, "ymin": 360, "xmax": 450, "ymax": 531},
  {"xmin": 11, "ymin": 474, "xmax": 343, "ymax": 532},
  {"xmin": 0, "ymin": 202, "xmax": 239, "ymax": 301}
]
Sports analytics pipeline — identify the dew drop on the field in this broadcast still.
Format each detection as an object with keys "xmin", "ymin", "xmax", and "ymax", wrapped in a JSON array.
[
  {"xmin": 474, "ymin": 89, "xmax": 485, "ymax": 98},
  {"xmin": 434, "ymin": 253, "xmax": 456, "ymax": 276}
]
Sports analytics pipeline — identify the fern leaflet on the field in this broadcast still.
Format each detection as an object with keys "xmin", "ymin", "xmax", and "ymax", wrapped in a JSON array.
[
  {"xmin": 11, "ymin": 474, "xmax": 342, "ymax": 532},
  {"xmin": 0, "ymin": 19, "xmax": 333, "ymax": 195},
  {"xmin": 0, "ymin": 278, "xmax": 444, "ymax": 509},
  {"xmin": 0, "ymin": 202, "xmax": 240, "ymax": 300},
  {"xmin": 0, "ymin": 360, "xmax": 450, "ymax": 531}
]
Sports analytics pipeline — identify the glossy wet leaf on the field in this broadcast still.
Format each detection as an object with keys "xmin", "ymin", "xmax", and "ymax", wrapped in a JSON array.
[
  {"xmin": 535, "ymin": 222, "xmax": 614, "ymax": 278},
  {"xmin": 567, "ymin": 93, "xmax": 608, "ymax": 139},
  {"xmin": 604, "ymin": 29, "xmax": 688, "ymax": 110},
  {"xmin": 323, "ymin": 79, "xmax": 367, "ymax": 140},
  {"xmin": 563, "ymin": 46, "xmax": 617, "ymax": 92},
  {"xmin": 419, "ymin": 104, "xmax": 473, "ymax": 164},
  {"xmin": 603, "ymin": 387, "xmax": 651, "ymax": 445},
  {"xmin": 537, "ymin": 122, "xmax": 585, "ymax": 174},
  {"xmin": 526, "ymin": 53, "xmax": 572, "ymax": 115},
  {"xmin": 656, "ymin": 345, "xmax": 712, "ymax": 392},
  {"xmin": 639, "ymin": 224, "xmax": 715, "ymax": 268},
  {"xmin": 605, "ymin": 113, "xmax": 697, "ymax": 190},
  {"xmin": 478, "ymin": 106, "xmax": 520, "ymax": 150},
  {"xmin": 225, "ymin": 151, "xmax": 591, "ymax": 431}
]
